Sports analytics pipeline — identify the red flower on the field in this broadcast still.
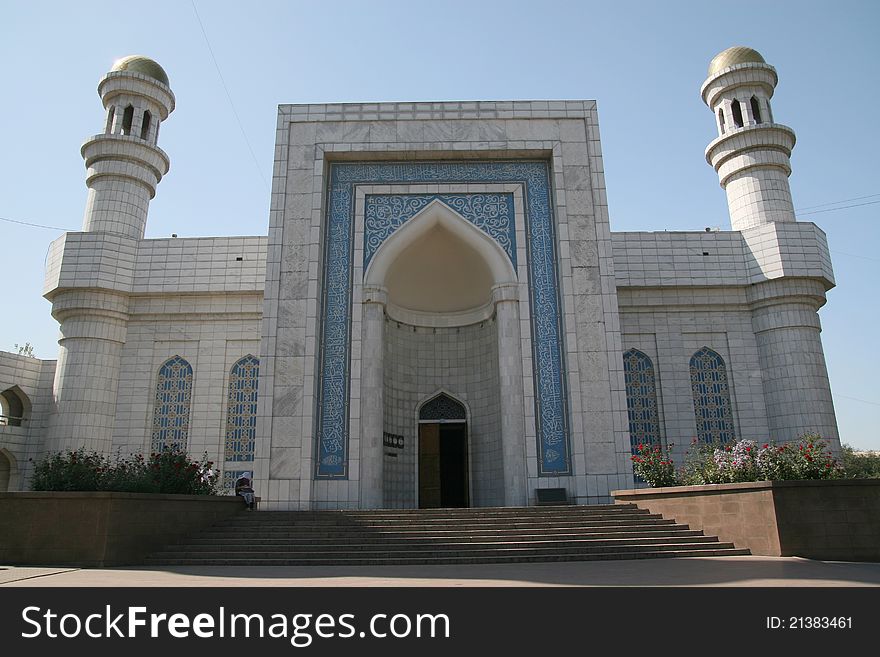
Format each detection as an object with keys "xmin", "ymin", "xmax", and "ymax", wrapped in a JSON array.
[{"xmin": 763, "ymin": 444, "xmax": 769, "ymax": 449}]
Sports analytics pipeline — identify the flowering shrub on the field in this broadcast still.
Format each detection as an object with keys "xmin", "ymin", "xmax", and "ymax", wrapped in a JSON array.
[
  {"xmin": 31, "ymin": 448, "xmax": 219, "ymax": 495},
  {"xmin": 631, "ymin": 442, "xmax": 677, "ymax": 487},
  {"xmin": 678, "ymin": 433, "xmax": 841, "ymax": 486},
  {"xmin": 756, "ymin": 434, "xmax": 842, "ymax": 481}
]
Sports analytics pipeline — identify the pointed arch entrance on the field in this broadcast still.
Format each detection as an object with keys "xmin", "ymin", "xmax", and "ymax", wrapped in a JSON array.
[
  {"xmin": 359, "ymin": 199, "xmax": 527, "ymax": 509},
  {"xmin": 417, "ymin": 392, "xmax": 469, "ymax": 508}
]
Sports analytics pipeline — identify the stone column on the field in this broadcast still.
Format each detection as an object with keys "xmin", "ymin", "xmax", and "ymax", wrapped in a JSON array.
[
  {"xmin": 360, "ymin": 286, "xmax": 386, "ymax": 508},
  {"xmin": 494, "ymin": 284, "xmax": 527, "ymax": 506},
  {"xmin": 45, "ymin": 290, "xmax": 129, "ymax": 453},
  {"xmin": 749, "ymin": 279, "xmax": 839, "ymax": 446}
]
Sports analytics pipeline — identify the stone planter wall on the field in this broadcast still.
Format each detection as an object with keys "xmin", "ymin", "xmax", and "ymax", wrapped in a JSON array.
[
  {"xmin": 0, "ymin": 491, "xmax": 245, "ymax": 567},
  {"xmin": 613, "ymin": 479, "xmax": 880, "ymax": 561}
]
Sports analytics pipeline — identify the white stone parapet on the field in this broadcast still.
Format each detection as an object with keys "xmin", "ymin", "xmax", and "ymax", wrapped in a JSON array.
[
  {"xmin": 611, "ymin": 223, "xmax": 834, "ymax": 290},
  {"xmin": 700, "ymin": 63, "xmax": 778, "ymax": 109},
  {"xmin": 97, "ymin": 71, "xmax": 175, "ymax": 121}
]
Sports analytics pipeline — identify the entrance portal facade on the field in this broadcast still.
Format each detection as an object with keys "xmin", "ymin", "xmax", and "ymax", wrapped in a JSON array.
[{"xmin": 257, "ymin": 116, "xmax": 637, "ymax": 511}]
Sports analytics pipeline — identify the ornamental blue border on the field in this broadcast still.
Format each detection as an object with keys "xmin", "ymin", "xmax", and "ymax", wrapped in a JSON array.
[
  {"xmin": 363, "ymin": 194, "xmax": 516, "ymax": 270},
  {"xmin": 316, "ymin": 161, "xmax": 571, "ymax": 478}
]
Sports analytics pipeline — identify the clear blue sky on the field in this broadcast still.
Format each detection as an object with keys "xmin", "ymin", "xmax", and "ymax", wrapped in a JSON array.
[{"xmin": 1, "ymin": 1, "xmax": 877, "ymax": 448}]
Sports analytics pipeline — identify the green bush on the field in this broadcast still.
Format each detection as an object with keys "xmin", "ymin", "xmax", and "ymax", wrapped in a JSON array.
[
  {"xmin": 30, "ymin": 449, "xmax": 107, "ymax": 492},
  {"xmin": 146, "ymin": 449, "xmax": 219, "ymax": 495},
  {"xmin": 30, "ymin": 448, "xmax": 219, "ymax": 495},
  {"xmin": 840, "ymin": 444, "xmax": 880, "ymax": 479}
]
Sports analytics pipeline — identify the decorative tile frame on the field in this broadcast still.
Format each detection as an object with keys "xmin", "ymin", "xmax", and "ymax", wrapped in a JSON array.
[
  {"xmin": 315, "ymin": 161, "xmax": 571, "ymax": 478},
  {"xmin": 363, "ymin": 193, "xmax": 517, "ymax": 269}
]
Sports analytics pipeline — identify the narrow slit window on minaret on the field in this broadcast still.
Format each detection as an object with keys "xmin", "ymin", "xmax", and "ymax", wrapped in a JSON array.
[
  {"xmin": 718, "ymin": 108, "xmax": 726, "ymax": 134},
  {"xmin": 105, "ymin": 106, "xmax": 116, "ymax": 134},
  {"xmin": 121, "ymin": 105, "xmax": 134, "ymax": 135},
  {"xmin": 750, "ymin": 96, "xmax": 762, "ymax": 124},
  {"xmin": 732, "ymin": 100, "xmax": 744, "ymax": 128},
  {"xmin": 141, "ymin": 110, "xmax": 152, "ymax": 140}
]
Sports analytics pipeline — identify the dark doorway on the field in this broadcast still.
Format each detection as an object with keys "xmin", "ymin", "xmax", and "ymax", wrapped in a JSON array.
[{"xmin": 418, "ymin": 422, "xmax": 469, "ymax": 508}]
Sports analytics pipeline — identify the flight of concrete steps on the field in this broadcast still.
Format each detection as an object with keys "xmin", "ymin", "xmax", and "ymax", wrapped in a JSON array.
[{"xmin": 144, "ymin": 504, "xmax": 749, "ymax": 566}]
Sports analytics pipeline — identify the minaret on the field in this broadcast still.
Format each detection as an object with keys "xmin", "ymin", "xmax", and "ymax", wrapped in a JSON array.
[
  {"xmin": 702, "ymin": 47, "xmax": 839, "ymax": 447},
  {"xmin": 702, "ymin": 46, "xmax": 796, "ymax": 231},
  {"xmin": 45, "ymin": 56, "xmax": 174, "ymax": 454},
  {"xmin": 81, "ymin": 55, "xmax": 175, "ymax": 238}
]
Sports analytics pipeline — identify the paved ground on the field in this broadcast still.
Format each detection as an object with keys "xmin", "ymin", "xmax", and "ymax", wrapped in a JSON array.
[{"xmin": 2, "ymin": 556, "xmax": 880, "ymax": 587}]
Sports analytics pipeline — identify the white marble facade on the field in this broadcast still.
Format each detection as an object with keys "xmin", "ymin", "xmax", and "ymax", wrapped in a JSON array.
[{"xmin": 0, "ymin": 48, "xmax": 840, "ymax": 508}]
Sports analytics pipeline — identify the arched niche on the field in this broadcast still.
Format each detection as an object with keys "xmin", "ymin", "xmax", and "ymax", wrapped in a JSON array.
[
  {"xmin": 364, "ymin": 200, "xmax": 517, "ymax": 324},
  {"xmin": 0, "ymin": 386, "xmax": 30, "ymax": 427}
]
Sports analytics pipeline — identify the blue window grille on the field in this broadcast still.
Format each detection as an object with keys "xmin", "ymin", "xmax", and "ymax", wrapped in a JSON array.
[
  {"xmin": 151, "ymin": 355, "xmax": 193, "ymax": 453},
  {"xmin": 623, "ymin": 349, "xmax": 662, "ymax": 455},
  {"xmin": 225, "ymin": 355, "xmax": 259, "ymax": 462},
  {"xmin": 689, "ymin": 347, "xmax": 736, "ymax": 443}
]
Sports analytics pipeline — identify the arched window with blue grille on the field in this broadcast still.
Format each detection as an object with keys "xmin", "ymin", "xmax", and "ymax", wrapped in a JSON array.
[
  {"xmin": 623, "ymin": 349, "xmax": 662, "ymax": 453},
  {"xmin": 689, "ymin": 347, "xmax": 736, "ymax": 443},
  {"xmin": 151, "ymin": 355, "xmax": 193, "ymax": 453},
  {"xmin": 224, "ymin": 355, "xmax": 259, "ymax": 462}
]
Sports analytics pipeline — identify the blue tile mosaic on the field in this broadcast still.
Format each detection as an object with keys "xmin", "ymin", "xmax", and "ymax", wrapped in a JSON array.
[
  {"xmin": 316, "ymin": 161, "xmax": 571, "ymax": 478},
  {"xmin": 689, "ymin": 346, "xmax": 736, "ymax": 443},
  {"xmin": 363, "ymin": 194, "xmax": 516, "ymax": 270},
  {"xmin": 225, "ymin": 355, "xmax": 259, "ymax": 462},
  {"xmin": 151, "ymin": 355, "xmax": 193, "ymax": 453}
]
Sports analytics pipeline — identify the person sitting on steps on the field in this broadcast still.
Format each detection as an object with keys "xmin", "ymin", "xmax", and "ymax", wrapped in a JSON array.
[{"xmin": 234, "ymin": 472, "xmax": 256, "ymax": 510}]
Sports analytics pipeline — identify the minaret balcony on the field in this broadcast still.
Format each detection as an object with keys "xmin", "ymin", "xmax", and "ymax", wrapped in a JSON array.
[{"xmin": 705, "ymin": 123, "xmax": 796, "ymax": 185}]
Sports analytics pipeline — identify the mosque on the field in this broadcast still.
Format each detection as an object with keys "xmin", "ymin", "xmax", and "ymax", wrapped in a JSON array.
[{"xmin": 0, "ymin": 47, "xmax": 840, "ymax": 509}]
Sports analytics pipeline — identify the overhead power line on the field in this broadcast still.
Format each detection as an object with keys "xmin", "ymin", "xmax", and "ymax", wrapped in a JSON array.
[
  {"xmin": 797, "ymin": 199, "xmax": 880, "ymax": 217},
  {"xmin": 795, "ymin": 193, "xmax": 880, "ymax": 212},
  {"xmin": 830, "ymin": 250, "xmax": 880, "ymax": 263},
  {"xmin": 0, "ymin": 216, "xmax": 73, "ymax": 231},
  {"xmin": 836, "ymin": 394, "xmax": 880, "ymax": 407}
]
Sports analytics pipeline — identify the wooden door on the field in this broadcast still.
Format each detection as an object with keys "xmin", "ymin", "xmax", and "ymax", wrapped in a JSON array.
[{"xmin": 418, "ymin": 423, "xmax": 441, "ymax": 508}]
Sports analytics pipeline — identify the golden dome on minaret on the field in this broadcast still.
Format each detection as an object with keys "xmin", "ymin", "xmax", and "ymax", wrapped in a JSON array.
[
  {"xmin": 110, "ymin": 55, "xmax": 170, "ymax": 87},
  {"xmin": 708, "ymin": 46, "xmax": 766, "ymax": 77}
]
